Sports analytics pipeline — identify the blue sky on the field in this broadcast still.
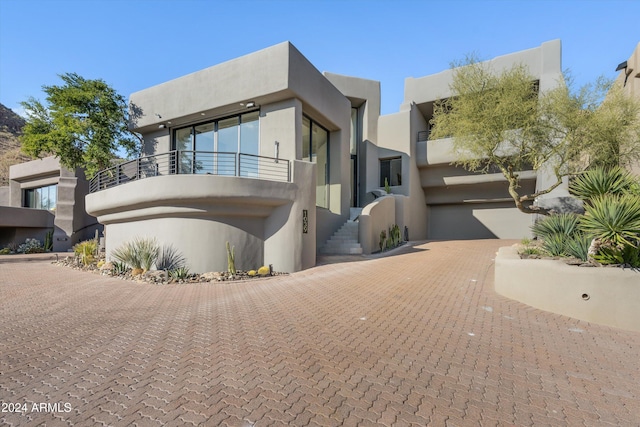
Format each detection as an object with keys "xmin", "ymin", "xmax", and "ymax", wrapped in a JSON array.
[{"xmin": 0, "ymin": 0, "xmax": 638, "ymax": 116}]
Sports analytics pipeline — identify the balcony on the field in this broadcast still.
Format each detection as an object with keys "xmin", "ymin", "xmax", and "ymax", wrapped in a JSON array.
[{"xmin": 89, "ymin": 150, "xmax": 290, "ymax": 193}]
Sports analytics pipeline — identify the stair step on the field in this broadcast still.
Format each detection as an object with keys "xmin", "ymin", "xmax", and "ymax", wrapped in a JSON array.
[{"xmin": 321, "ymin": 217, "xmax": 363, "ymax": 255}]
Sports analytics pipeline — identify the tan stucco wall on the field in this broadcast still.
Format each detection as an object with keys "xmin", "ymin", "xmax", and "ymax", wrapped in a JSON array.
[
  {"xmin": 358, "ymin": 195, "xmax": 401, "ymax": 255},
  {"xmin": 495, "ymin": 245, "xmax": 640, "ymax": 332}
]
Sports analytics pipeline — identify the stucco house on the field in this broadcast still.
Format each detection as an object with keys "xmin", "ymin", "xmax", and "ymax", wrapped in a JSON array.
[
  {"xmin": 614, "ymin": 42, "xmax": 640, "ymax": 176},
  {"xmin": 82, "ymin": 40, "xmax": 568, "ymax": 273},
  {"xmin": 0, "ymin": 156, "xmax": 100, "ymax": 251}
]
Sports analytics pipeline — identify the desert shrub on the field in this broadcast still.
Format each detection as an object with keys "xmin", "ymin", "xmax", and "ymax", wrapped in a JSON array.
[
  {"xmin": 579, "ymin": 193, "xmax": 640, "ymax": 267},
  {"xmin": 579, "ymin": 194, "xmax": 640, "ymax": 247},
  {"xmin": 17, "ymin": 238, "xmax": 45, "ymax": 254},
  {"xmin": 519, "ymin": 245, "xmax": 544, "ymax": 256},
  {"xmin": 531, "ymin": 213, "xmax": 580, "ymax": 240},
  {"xmin": 0, "ymin": 248, "xmax": 10, "ymax": 255},
  {"xmin": 74, "ymin": 239, "xmax": 98, "ymax": 266},
  {"xmin": 156, "ymin": 245, "xmax": 186, "ymax": 271},
  {"xmin": 565, "ymin": 233, "xmax": 591, "ymax": 262},
  {"xmin": 591, "ymin": 239, "xmax": 640, "ymax": 267},
  {"xmin": 169, "ymin": 266, "xmax": 190, "ymax": 280},
  {"xmin": 112, "ymin": 261, "xmax": 129, "ymax": 275},
  {"xmin": 111, "ymin": 237, "xmax": 159, "ymax": 272},
  {"xmin": 541, "ymin": 233, "xmax": 568, "ymax": 257},
  {"xmin": 257, "ymin": 265, "xmax": 270, "ymax": 276},
  {"xmin": 569, "ymin": 166, "xmax": 638, "ymax": 202}
]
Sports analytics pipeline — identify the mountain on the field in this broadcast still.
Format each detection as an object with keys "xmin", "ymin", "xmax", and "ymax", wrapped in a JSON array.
[{"xmin": 0, "ymin": 103, "xmax": 31, "ymax": 186}]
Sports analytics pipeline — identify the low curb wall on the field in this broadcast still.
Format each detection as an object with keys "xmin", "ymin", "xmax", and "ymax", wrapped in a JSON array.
[{"xmin": 495, "ymin": 245, "xmax": 640, "ymax": 332}]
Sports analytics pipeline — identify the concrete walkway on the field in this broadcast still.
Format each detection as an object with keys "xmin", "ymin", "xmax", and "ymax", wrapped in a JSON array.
[{"xmin": 1, "ymin": 240, "xmax": 639, "ymax": 426}]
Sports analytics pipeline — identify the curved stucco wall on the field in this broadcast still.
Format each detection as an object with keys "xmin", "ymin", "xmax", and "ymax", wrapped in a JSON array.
[
  {"xmin": 104, "ymin": 217, "xmax": 264, "ymax": 273},
  {"xmin": 495, "ymin": 245, "xmax": 640, "ymax": 332},
  {"xmin": 358, "ymin": 195, "xmax": 399, "ymax": 255},
  {"xmin": 85, "ymin": 172, "xmax": 317, "ymax": 273}
]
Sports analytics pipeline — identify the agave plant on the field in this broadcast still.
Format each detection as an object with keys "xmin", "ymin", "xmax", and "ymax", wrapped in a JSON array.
[
  {"xmin": 531, "ymin": 213, "xmax": 580, "ymax": 240},
  {"xmin": 569, "ymin": 166, "xmax": 638, "ymax": 202},
  {"xmin": 169, "ymin": 266, "xmax": 191, "ymax": 281},
  {"xmin": 579, "ymin": 194, "xmax": 640, "ymax": 247},
  {"xmin": 111, "ymin": 237, "xmax": 159, "ymax": 272}
]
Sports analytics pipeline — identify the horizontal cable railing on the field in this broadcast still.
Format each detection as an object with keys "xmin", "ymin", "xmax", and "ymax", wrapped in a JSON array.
[{"xmin": 89, "ymin": 150, "xmax": 290, "ymax": 193}]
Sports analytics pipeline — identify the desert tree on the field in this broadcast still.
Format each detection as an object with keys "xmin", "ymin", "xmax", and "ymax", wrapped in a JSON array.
[
  {"xmin": 430, "ymin": 57, "xmax": 640, "ymax": 215},
  {"xmin": 20, "ymin": 73, "xmax": 142, "ymax": 178}
]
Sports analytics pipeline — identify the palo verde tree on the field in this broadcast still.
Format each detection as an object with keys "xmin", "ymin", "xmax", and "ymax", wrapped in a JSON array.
[
  {"xmin": 20, "ymin": 73, "xmax": 142, "ymax": 178},
  {"xmin": 429, "ymin": 57, "xmax": 640, "ymax": 215}
]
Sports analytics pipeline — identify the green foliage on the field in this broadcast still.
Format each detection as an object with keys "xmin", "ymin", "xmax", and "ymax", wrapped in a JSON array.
[
  {"xmin": 579, "ymin": 194, "xmax": 640, "ymax": 247},
  {"xmin": 226, "ymin": 241, "xmax": 236, "ymax": 275},
  {"xmin": 429, "ymin": 57, "xmax": 640, "ymax": 215},
  {"xmin": 73, "ymin": 239, "xmax": 97, "ymax": 266},
  {"xmin": 520, "ymin": 237, "xmax": 533, "ymax": 246},
  {"xmin": 44, "ymin": 229, "xmax": 53, "ymax": 252},
  {"xmin": 20, "ymin": 73, "xmax": 142, "ymax": 178},
  {"xmin": 18, "ymin": 238, "xmax": 45, "ymax": 254},
  {"xmin": 111, "ymin": 261, "xmax": 129, "ymax": 275},
  {"xmin": 257, "ymin": 265, "xmax": 270, "ymax": 276},
  {"xmin": 519, "ymin": 245, "xmax": 545, "ymax": 256},
  {"xmin": 569, "ymin": 166, "xmax": 639, "ymax": 202},
  {"xmin": 379, "ymin": 230, "xmax": 386, "ymax": 252},
  {"xmin": 541, "ymin": 233, "xmax": 569, "ymax": 257},
  {"xmin": 565, "ymin": 233, "xmax": 591, "ymax": 262},
  {"xmin": 531, "ymin": 213, "xmax": 580, "ymax": 240},
  {"xmin": 592, "ymin": 240, "xmax": 640, "ymax": 267},
  {"xmin": 156, "ymin": 245, "xmax": 186, "ymax": 271},
  {"xmin": 0, "ymin": 248, "xmax": 10, "ymax": 255},
  {"xmin": 384, "ymin": 177, "xmax": 391, "ymax": 194},
  {"xmin": 111, "ymin": 237, "xmax": 159, "ymax": 272},
  {"xmin": 169, "ymin": 266, "xmax": 191, "ymax": 281}
]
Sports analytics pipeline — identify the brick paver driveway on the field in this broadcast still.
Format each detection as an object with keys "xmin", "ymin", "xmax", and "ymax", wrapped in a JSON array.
[{"xmin": 1, "ymin": 240, "xmax": 639, "ymax": 426}]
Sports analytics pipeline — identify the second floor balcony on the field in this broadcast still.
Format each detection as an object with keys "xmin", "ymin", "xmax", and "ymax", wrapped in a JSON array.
[{"xmin": 89, "ymin": 150, "xmax": 291, "ymax": 193}]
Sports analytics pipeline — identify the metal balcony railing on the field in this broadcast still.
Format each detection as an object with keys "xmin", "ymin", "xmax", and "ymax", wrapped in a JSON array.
[{"xmin": 89, "ymin": 150, "xmax": 290, "ymax": 193}]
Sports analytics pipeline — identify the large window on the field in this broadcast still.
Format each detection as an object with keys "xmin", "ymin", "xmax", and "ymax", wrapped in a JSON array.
[
  {"xmin": 173, "ymin": 111, "xmax": 259, "ymax": 175},
  {"xmin": 24, "ymin": 184, "xmax": 57, "ymax": 211},
  {"xmin": 380, "ymin": 157, "xmax": 402, "ymax": 187},
  {"xmin": 302, "ymin": 116, "xmax": 329, "ymax": 208}
]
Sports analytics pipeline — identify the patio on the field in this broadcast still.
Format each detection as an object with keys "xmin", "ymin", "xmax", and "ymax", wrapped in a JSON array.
[{"xmin": 1, "ymin": 239, "xmax": 639, "ymax": 426}]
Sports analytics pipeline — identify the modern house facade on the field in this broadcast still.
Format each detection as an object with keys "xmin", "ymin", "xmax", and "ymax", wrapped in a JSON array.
[
  {"xmin": 0, "ymin": 156, "xmax": 100, "ymax": 251},
  {"xmin": 615, "ymin": 42, "xmax": 640, "ymax": 176},
  {"xmin": 85, "ymin": 40, "xmax": 566, "ymax": 273}
]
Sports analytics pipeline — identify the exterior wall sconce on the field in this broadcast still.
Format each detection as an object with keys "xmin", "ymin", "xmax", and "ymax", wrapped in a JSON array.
[{"xmin": 274, "ymin": 141, "xmax": 280, "ymax": 163}]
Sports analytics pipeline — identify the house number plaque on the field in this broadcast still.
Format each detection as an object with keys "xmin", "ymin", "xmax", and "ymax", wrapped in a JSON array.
[{"xmin": 302, "ymin": 209, "xmax": 308, "ymax": 234}]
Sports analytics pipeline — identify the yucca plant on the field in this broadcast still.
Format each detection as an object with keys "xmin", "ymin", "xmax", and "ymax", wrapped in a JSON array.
[
  {"xmin": 565, "ymin": 233, "xmax": 591, "ymax": 262},
  {"xmin": 531, "ymin": 213, "xmax": 580, "ymax": 240},
  {"xmin": 541, "ymin": 233, "xmax": 568, "ymax": 257},
  {"xmin": 569, "ymin": 166, "xmax": 638, "ymax": 202},
  {"xmin": 156, "ymin": 245, "xmax": 186, "ymax": 271},
  {"xmin": 111, "ymin": 237, "xmax": 159, "ymax": 272},
  {"xmin": 579, "ymin": 194, "xmax": 640, "ymax": 247}
]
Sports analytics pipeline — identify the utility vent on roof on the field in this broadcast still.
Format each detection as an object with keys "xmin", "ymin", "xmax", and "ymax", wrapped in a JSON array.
[{"xmin": 417, "ymin": 130, "xmax": 429, "ymax": 142}]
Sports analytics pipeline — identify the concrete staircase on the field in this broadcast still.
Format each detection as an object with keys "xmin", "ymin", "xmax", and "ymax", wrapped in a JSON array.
[{"xmin": 320, "ymin": 208, "xmax": 363, "ymax": 255}]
